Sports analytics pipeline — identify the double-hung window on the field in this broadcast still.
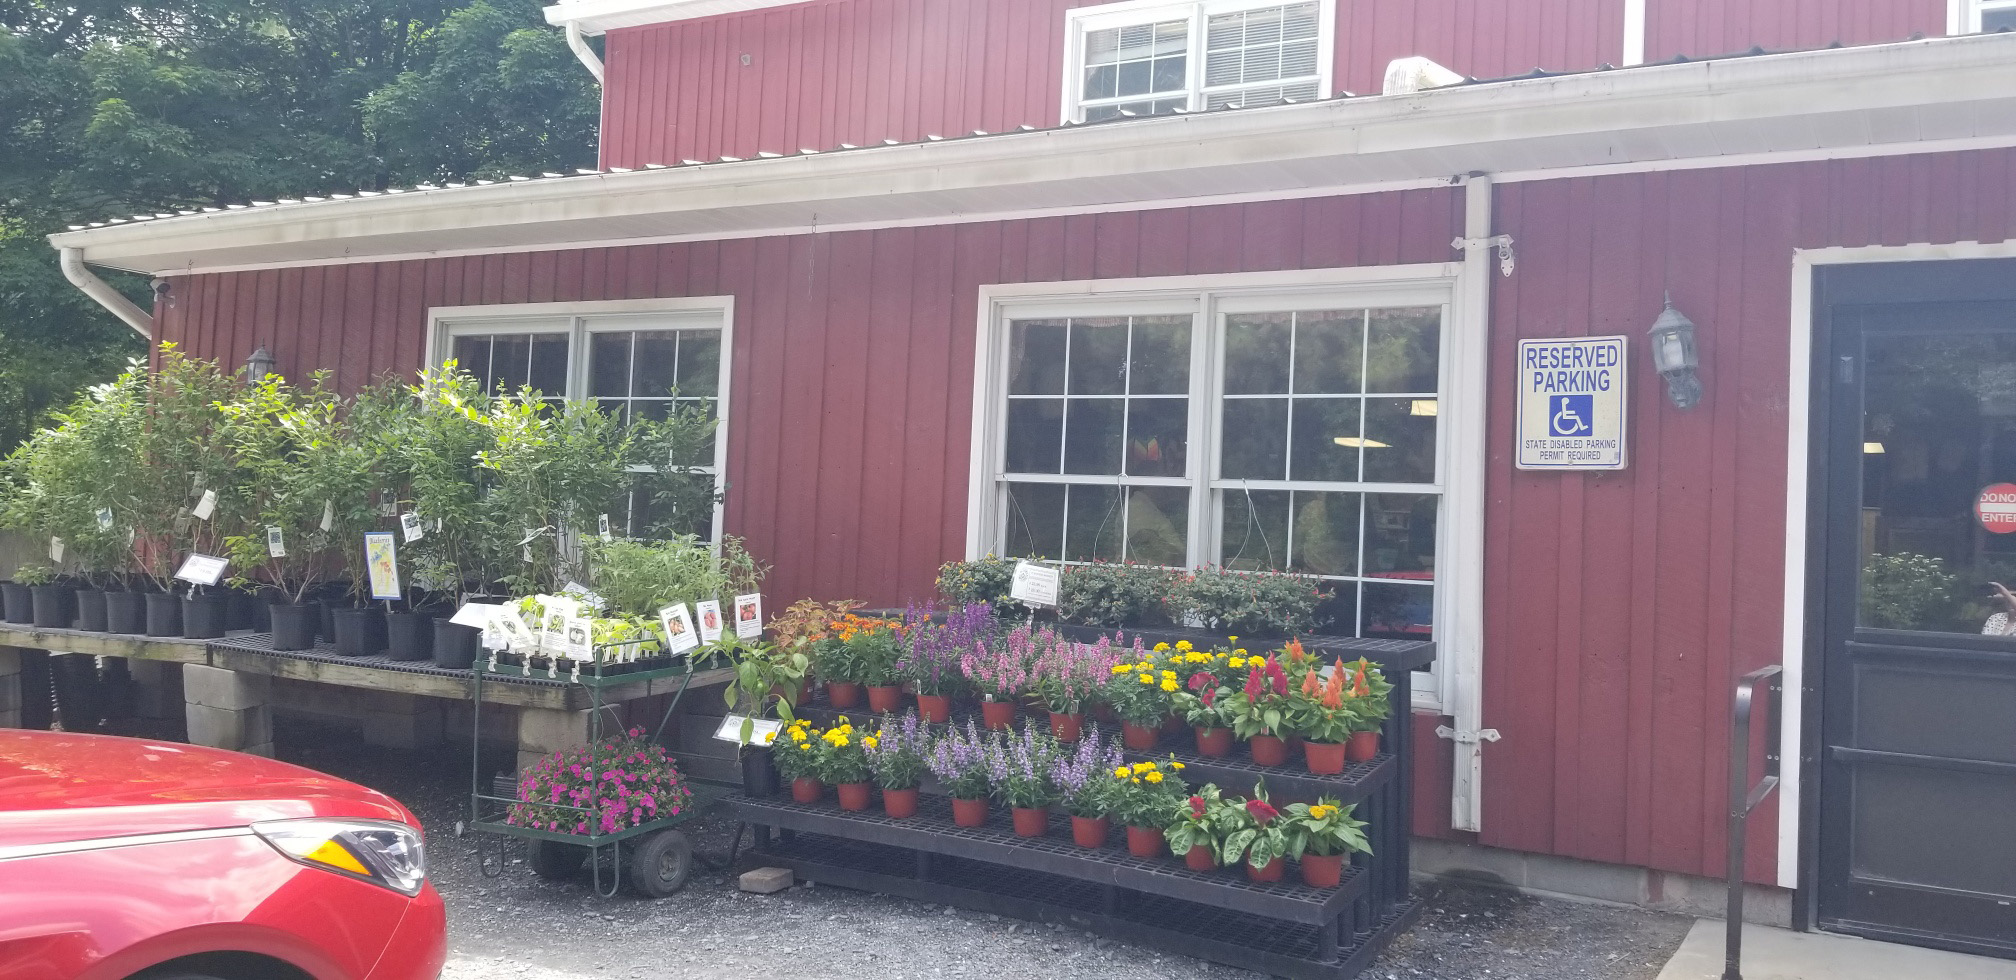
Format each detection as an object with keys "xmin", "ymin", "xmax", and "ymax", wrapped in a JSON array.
[
  {"xmin": 431, "ymin": 298, "xmax": 732, "ymax": 541},
  {"xmin": 1064, "ymin": 0, "xmax": 1334, "ymax": 123},
  {"xmin": 975, "ymin": 271, "xmax": 1456, "ymax": 658},
  {"xmin": 1955, "ymin": 0, "xmax": 2016, "ymax": 32}
]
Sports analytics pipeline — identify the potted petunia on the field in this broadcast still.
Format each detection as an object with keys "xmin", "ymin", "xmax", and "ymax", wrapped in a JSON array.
[
  {"xmin": 926, "ymin": 720, "xmax": 995, "ymax": 827},
  {"xmin": 1284, "ymin": 797, "xmax": 1370, "ymax": 889},
  {"xmin": 1224, "ymin": 656, "xmax": 1293, "ymax": 766},
  {"xmin": 993, "ymin": 725, "xmax": 1063, "ymax": 838},
  {"xmin": 1217, "ymin": 785, "xmax": 1294, "ymax": 883},
  {"xmin": 864, "ymin": 711, "xmax": 931, "ymax": 819},
  {"xmin": 1052, "ymin": 724, "xmax": 1125, "ymax": 848},
  {"xmin": 899, "ymin": 601, "xmax": 989, "ymax": 723},
  {"xmin": 1108, "ymin": 757, "xmax": 1187, "ymax": 858},
  {"xmin": 775, "ymin": 719, "xmax": 826, "ymax": 803},
  {"xmin": 816, "ymin": 716, "xmax": 875, "ymax": 811},
  {"xmin": 1163, "ymin": 783, "xmax": 1231, "ymax": 872}
]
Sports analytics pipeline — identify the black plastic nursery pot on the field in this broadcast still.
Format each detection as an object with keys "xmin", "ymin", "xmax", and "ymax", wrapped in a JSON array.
[
  {"xmin": 0, "ymin": 583, "xmax": 31, "ymax": 624},
  {"xmin": 385, "ymin": 611, "xmax": 432, "ymax": 661},
  {"xmin": 143, "ymin": 591, "xmax": 182, "ymax": 637},
  {"xmin": 181, "ymin": 593, "xmax": 228, "ymax": 640},
  {"xmin": 269, "ymin": 601, "xmax": 319, "ymax": 651},
  {"xmin": 431, "ymin": 619, "xmax": 480, "ymax": 669},
  {"xmin": 105, "ymin": 591, "xmax": 146, "ymax": 634},
  {"xmin": 741, "ymin": 748, "xmax": 780, "ymax": 797},
  {"xmin": 331, "ymin": 606, "xmax": 385, "ymax": 657},
  {"xmin": 226, "ymin": 590, "xmax": 258, "ymax": 631},
  {"xmin": 31, "ymin": 585, "xmax": 73, "ymax": 629},
  {"xmin": 74, "ymin": 589, "xmax": 108, "ymax": 632}
]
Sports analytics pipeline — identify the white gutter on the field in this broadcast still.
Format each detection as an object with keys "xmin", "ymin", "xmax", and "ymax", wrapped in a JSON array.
[
  {"xmin": 542, "ymin": 0, "xmax": 814, "ymax": 36},
  {"xmin": 59, "ymin": 247, "xmax": 152, "ymax": 338},
  {"xmin": 565, "ymin": 22, "xmax": 604, "ymax": 83}
]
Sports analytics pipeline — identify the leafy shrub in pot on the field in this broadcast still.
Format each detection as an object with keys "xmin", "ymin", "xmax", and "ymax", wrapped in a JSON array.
[
  {"xmin": 1058, "ymin": 561, "xmax": 1176, "ymax": 628},
  {"xmin": 1173, "ymin": 566, "xmax": 1329, "ymax": 637}
]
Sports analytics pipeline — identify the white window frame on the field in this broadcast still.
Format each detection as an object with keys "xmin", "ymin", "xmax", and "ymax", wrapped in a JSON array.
[
  {"xmin": 425, "ymin": 296, "xmax": 735, "ymax": 544},
  {"xmin": 1950, "ymin": 0, "xmax": 2016, "ymax": 32},
  {"xmin": 1059, "ymin": 0, "xmax": 1338, "ymax": 125},
  {"xmin": 967, "ymin": 265, "xmax": 1473, "ymax": 710}
]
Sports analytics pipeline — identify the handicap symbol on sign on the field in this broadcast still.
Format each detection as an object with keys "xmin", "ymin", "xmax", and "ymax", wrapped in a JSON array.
[{"xmin": 1550, "ymin": 395, "xmax": 1593, "ymax": 437}]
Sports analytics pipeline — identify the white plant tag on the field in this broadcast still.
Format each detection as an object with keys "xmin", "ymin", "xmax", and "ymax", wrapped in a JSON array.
[
  {"xmin": 450, "ymin": 602, "xmax": 500, "ymax": 628},
  {"xmin": 399, "ymin": 511, "xmax": 424, "ymax": 543},
  {"xmin": 597, "ymin": 513, "xmax": 612, "ymax": 543},
  {"xmin": 95, "ymin": 507, "xmax": 114, "ymax": 531},
  {"xmin": 48, "ymin": 537, "xmax": 64, "ymax": 563},
  {"xmin": 378, "ymin": 488, "xmax": 398, "ymax": 517},
  {"xmin": 320, "ymin": 499, "xmax": 334, "ymax": 532},
  {"xmin": 732, "ymin": 593, "xmax": 764, "ymax": 639},
  {"xmin": 658, "ymin": 602, "xmax": 700, "ymax": 655},
  {"xmin": 174, "ymin": 553, "xmax": 229, "ymax": 586},
  {"xmin": 694, "ymin": 599, "xmax": 724, "ymax": 643},
  {"xmin": 561, "ymin": 615, "xmax": 595, "ymax": 662},
  {"xmin": 1009, "ymin": 560, "xmax": 1061, "ymax": 608},
  {"xmin": 266, "ymin": 526, "xmax": 286, "ymax": 558},
  {"xmin": 191, "ymin": 489, "xmax": 217, "ymax": 521}
]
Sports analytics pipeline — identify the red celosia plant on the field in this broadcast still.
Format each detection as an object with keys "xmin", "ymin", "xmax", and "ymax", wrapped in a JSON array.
[
  {"xmin": 1224, "ymin": 656, "xmax": 1290, "ymax": 739},
  {"xmin": 508, "ymin": 727, "xmax": 695, "ymax": 837}
]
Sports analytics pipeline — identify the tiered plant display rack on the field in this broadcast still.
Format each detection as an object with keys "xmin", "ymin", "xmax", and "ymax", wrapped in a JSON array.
[{"xmin": 729, "ymin": 628, "xmax": 1433, "ymax": 980}]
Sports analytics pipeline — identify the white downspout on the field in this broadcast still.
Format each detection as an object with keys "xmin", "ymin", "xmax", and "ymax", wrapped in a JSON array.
[
  {"xmin": 1437, "ymin": 174, "xmax": 1501, "ymax": 832},
  {"xmin": 1622, "ymin": 0, "xmax": 1647, "ymax": 65},
  {"xmin": 565, "ymin": 22, "xmax": 605, "ymax": 83},
  {"xmin": 59, "ymin": 247, "xmax": 152, "ymax": 339}
]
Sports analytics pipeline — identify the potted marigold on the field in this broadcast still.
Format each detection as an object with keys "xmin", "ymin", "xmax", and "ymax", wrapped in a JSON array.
[
  {"xmin": 1288, "ymin": 659, "xmax": 1355, "ymax": 774},
  {"xmin": 848, "ymin": 616, "xmax": 908, "ymax": 713},
  {"xmin": 865, "ymin": 711, "xmax": 931, "ymax": 818},
  {"xmin": 1105, "ymin": 656, "xmax": 1180, "ymax": 751},
  {"xmin": 1108, "ymin": 758, "xmax": 1187, "ymax": 858},
  {"xmin": 926, "ymin": 720, "xmax": 995, "ymax": 827},
  {"xmin": 1285, "ymin": 798, "xmax": 1370, "ymax": 889},
  {"xmin": 1225, "ymin": 657, "xmax": 1292, "ymax": 766},
  {"xmin": 1052, "ymin": 725, "xmax": 1124, "ymax": 848},
  {"xmin": 1339, "ymin": 657, "xmax": 1394, "ymax": 761},
  {"xmin": 775, "ymin": 719, "xmax": 826, "ymax": 803},
  {"xmin": 817, "ymin": 716, "xmax": 874, "ymax": 811},
  {"xmin": 1164, "ymin": 784, "xmax": 1231, "ymax": 872},
  {"xmin": 899, "ymin": 602, "xmax": 988, "ymax": 722},
  {"xmin": 1217, "ymin": 785, "xmax": 1293, "ymax": 883}
]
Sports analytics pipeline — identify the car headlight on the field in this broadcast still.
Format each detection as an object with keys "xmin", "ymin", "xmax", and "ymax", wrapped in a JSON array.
[{"xmin": 252, "ymin": 818, "xmax": 427, "ymax": 896}]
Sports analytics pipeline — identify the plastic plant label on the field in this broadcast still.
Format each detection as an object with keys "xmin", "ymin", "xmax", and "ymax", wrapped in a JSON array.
[
  {"xmin": 1009, "ymin": 561, "xmax": 1061, "ymax": 608},
  {"xmin": 540, "ymin": 596, "xmax": 579, "ymax": 648},
  {"xmin": 48, "ymin": 537, "xmax": 63, "ymax": 563},
  {"xmin": 559, "ymin": 582, "xmax": 606, "ymax": 612},
  {"xmin": 449, "ymin": 602, "xmax": 499, "ymax": 628},
  {"xmin": 95, "ymin": 507, "xmax": 114, "ymax": 531},
  {"xmin": 266, "ymin": 526, "xmax": 286, "ymax": 558},
  {"xmin": 399, "ymin": 511, "xmax": 424, "ymax": 543},
  {"xmin": 712, "ymin": 714, "xmax": 782, "ymax": 746},
  {"xmin": 493, "ymin": 611, "xmax": 531, "ymax": 651},
  {"xmin": 363, "ymin": 532, "xmax": 401, "ymax": 600},
  {"xmin": 597, "ymin": 513, "xmax": 612, "ymax": 543},
  {"xmin": 320, "ymin": 499, "xmax": 335, "ymax": 532},
  {"xmin": 191, "ymin": 489, "xmax": 217, "ymax": 521},
  {"xmin": 560, "ymin": 615, "xmax": 594, "ymax": 662},
  {"xmin": 378, "ymin": 489, "xmax": 398, "ymax": 517},
  {"xmin": 174, "ymin": 553, "xmax": 229, "ymax": 586},
  {"xmin": 694, "ymin": 599, "xmax": 724, "ymax": 643},
  {"xmin": 658, "ymin": 602, "xmax": 701, "ymax": 655},
  {"xmin": 732, "ymin": 593, "xmax": 764, "ymax": 639}
]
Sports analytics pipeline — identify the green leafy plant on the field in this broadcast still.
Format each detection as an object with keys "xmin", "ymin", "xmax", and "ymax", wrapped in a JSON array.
[
  {"xmin": 380, "ymin": 364, "xmax": 498, "ymax": 601},
  {"xmin": 1163, "ymin": 783, "xmax": 1230, "ymax": 858},
  {"xmin": 217, "ymin": 371, "xmax": 363, "ymax": 605},
  {"xmin": 581, "ymin": 535, "xmax": 724, "ymax": 621},
  {"xmin": 1107, "ymin": 757, "xmax": 1187, "ymax": 828},
  {"xmin": 0, "ymin": 364, "xmax": 147, "ymax": 589},
  {"xmin": 1216, "ymin": 785, "xmax": 1293, "ymax": 870},
  {"xmin": 1059, "ymin": 561, "xmax": 1176, "ymax": 627},
  {"xmin": 936, "ymin": 555, "xmax": 1017, "ymax": 606},
  {"xmin": 721, "ymin": 637, "xmax": 811, "ymax": 743},
  {"xmin": 12, "ymin": 564, "xmax": 55, "ymax": 587},
  {"xmin": 128, "ymin": 347, "xmax": 242, "ymax": 593},
  {"xmin": 473, "ymin": 387, "xmax": 633, "ymax": 596},
  {"xmin": 1860, "ymin": 551, "xmax": 1958, "ymax": 630},
  {"xmin": 1174, "ymin": 566, "xmax": 1329, "ymax": 636},
  {"xmin": 1284, "ymin": 798, "xmax": 1370, "ymax": 859}
]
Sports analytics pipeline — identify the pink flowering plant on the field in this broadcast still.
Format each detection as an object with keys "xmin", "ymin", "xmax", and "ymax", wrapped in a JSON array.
[
  {"xmin": 960, "ymin": 619, "xmax": 1044, "ymax": 703},
  {"xmin": 508, "ymin": 727, "xmax": 694, "ymax": 837},
  {"xmin": 1033, "ymin": 633, "xmax": 1135, "ymax": 714}
]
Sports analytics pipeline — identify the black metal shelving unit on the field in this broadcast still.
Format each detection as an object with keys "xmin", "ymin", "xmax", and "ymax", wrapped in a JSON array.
[{"xmin": 729, "ymin": 632, "xmax": 1434, "ymax": 980}]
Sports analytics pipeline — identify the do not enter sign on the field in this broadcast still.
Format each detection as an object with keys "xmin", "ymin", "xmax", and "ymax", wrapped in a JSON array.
[{"xmin": 1978, "ymin": 483, "xmax": 2016, "ymax": 533}]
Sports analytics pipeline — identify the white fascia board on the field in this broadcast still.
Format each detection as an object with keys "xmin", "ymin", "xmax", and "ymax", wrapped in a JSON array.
[
  {"xmin": 543, "ymin": 0, "xmax": 812, "ymax": 35},
  {"xmin": 50, "ymin": 33, "xmax": 2016, "ymax": 277}
]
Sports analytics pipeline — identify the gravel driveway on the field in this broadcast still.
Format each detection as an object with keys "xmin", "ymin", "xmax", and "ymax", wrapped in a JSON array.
[{"xmin": 272, "ymin": 727, "xmax": 1690, "ymax": 980}]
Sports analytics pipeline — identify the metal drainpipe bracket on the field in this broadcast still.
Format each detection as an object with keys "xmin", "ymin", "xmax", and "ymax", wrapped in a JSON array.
[
  {"xmin": 1450, "ymin": 234, "xmax": 1515, "ymax": 277},
  {"xmin": 1434, "ymin": 725, "xmax": 1502, "ymax": 744}
]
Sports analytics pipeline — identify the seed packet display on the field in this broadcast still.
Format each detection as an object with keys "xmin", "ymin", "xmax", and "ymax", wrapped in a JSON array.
[
  {"xmin": 733, "ymin": 593, "xmax": 763, "ymax": 639},
  {"xmin": 658, "ymin": 602, "xmax": 700, "ymax": 656},
  {"xmin": 694, "ymin": 599, "xmax": 723, "ymax": 643}
]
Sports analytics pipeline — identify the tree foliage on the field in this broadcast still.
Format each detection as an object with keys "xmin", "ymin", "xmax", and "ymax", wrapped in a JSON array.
[{"xmin": 0, "ymin": 0, "xmax": 599, "ymax": 449}]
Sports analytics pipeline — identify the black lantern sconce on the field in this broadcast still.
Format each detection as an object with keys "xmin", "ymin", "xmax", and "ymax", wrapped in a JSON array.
[
  {"xmin": 1648, "ymin": 294, "xmax": 1701, "ymax": 409},
  {"xmin": 243, "ymin": 345, "xmax": 278, "ymax": 382}
]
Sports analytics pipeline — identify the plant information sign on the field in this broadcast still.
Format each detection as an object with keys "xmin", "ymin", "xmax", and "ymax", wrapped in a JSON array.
[{"xmin": 1516, "ymin": 335, "xmax": 1628, "ymax": 471}]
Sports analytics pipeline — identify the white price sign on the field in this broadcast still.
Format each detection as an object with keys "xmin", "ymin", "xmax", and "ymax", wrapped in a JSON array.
[{"xmin": 1009, "ymin": 560, "xmax": 1061, "ymax": 608}]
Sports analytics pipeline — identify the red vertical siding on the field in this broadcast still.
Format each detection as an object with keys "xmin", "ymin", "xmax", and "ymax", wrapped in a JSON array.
[{"xmin": 1644, "ymin": 0, "xmax": 1945, "ymax": 63}]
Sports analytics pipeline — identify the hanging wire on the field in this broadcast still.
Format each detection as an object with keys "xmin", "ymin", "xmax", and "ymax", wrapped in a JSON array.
[{"xmin": 1223, "ymin": 481, "xmax": 1279, "ymax": 570}]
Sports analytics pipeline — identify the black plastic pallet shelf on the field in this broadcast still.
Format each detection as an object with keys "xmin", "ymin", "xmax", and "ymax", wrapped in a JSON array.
[{"xmin": 729, "ymin": 792, "xmax": 1366, "ymax": 923}]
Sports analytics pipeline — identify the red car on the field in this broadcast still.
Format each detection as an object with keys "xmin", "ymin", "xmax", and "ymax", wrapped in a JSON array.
[{"xmin": 0, "ymin": 730, "xmax": 446, "ymax": 980}]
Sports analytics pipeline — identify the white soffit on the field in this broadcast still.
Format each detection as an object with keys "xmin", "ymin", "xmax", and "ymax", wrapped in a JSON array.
[
  {"xmin": 543, "ymin": 0, "xmax": 813, "ymax": 35},
  {"xmin": 50, "ymin": 33, "xmax": 2016, "ymax": 277}
]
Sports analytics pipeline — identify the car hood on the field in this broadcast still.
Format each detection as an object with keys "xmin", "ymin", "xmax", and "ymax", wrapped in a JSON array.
[{"xmin": 0, "ymin": 731, "xmax": 415, "ymax": 848}]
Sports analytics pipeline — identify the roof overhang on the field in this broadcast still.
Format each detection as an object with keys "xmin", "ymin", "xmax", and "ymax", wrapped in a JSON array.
[
  {"xmin": 51, "ymin": 33, "xmax": 2016, "ymax": 277},
  {"xmin": 542, "ymin": 0, "xmax": 813, "ymax": 35}
]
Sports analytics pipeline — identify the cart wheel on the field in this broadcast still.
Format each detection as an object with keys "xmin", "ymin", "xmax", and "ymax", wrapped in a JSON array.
[
  {"xmin": 628, "ymin": 829, "xmax": 693, "ymax": 898},
  {"xmin": 530, "ymin": 839, "xmax": 587, "ymax": 879}
]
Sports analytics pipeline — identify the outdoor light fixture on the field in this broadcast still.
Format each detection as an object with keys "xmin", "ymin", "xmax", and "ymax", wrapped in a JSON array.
[
  {"xmin": 1648, "ymin": 293, "xmax": 1701, "ymax": 410},
  {"xmin": 243, "ymin": 345, "xmax": 278, "ymax": 382}
]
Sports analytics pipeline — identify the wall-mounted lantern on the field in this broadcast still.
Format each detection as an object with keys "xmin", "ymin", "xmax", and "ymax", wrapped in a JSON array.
[
  {"xmin": 1648, "ymin": 294, "xmax": 1701, "ymax": 409},
  {"xmin": 243, "ymin": 345, "xmax": 277, "ymax": 382}
]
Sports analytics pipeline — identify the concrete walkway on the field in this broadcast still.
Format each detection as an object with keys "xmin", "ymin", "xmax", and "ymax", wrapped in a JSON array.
[{"xmin": 1658, "ymin": 919, "xmax": 2016, "ymax": 980}]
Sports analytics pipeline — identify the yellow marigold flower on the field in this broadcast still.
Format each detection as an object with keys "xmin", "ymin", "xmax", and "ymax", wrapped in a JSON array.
[
  {"xmin": 1228, "ymin": 657, "xmax": 1246, "ymax": 669},
  {"xmin": 863, "ymin": 737, "xmax": 878, "ymax": 749},
  {"xmin": 1132, "ymin": 777, "xmax": 1142, "ymax": 784},
  {"xmin": 1161, "ymin": 681, "xmax": 1177, "ymax": 692},
  {"xmin": 799, "ymin": 744, "xmax": 811, "ymax": 751},
  {"xmin": 1309, "ymin": 804, "xmax": 1332, "ymax": 819},
  {"xmin": 1171, "ymin": 762, "xmax": 1185, "ymax": 770},
  {"xmin": 1114, "ymin": 767, "xmax": 1131, "ymax": 778},
  {"xmin": 1235, "ymin": 648, "xmax": 1246, "ymax": 656},
  {"xmin": 1144, "ymin": 771, "xmax": 1163, "ymax": 783},
  {"xmin": 1112, "ymin": 664, "xmax": 1132, "ymax": 674},
  {"xmin": 1137, "ymin": 674, "xmax": 1154, "ymax": 684},
  {"xmin": 1175, "ymin": 641, "xmax": 1192, "ymax": 651},
  {"xmin": 1153, "ymin": 642, "xmax": 1171, "ymax": 652},
  {"xmin": 1133, "ymin": 761, "xmax": 1154, "ymax": 772}
]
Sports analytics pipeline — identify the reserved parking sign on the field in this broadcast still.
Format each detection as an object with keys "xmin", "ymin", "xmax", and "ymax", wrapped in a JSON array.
[{"xmin": 1517, "ymin": 336, "xmax": 1628, "ymax": 471}]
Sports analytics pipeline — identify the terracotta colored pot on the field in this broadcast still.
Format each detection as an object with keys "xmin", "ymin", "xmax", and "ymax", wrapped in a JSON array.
[
  {"xmin": 1299, "ymin": 852, "xmax": 1344, "ymax": 888},
  {"xmin": 1070, "ymin": 815, "xmax": 1110, "ymax": 849},
  {"xmin": 1247, "ymin": 857, "xmax": 1285, "ymax": 883},
  {"xmin": 917, "ymin": 693, "xmax": 952, "ymax": 723},
  {"xmin": 951, "ymin": 796, "xmax": 989, "ymax": 828},
  {"xmin": 1347, "ymin": 730, "xmax": 1381, "ymax": 762},
  {"xmin": 1303, "ymin": 739, "xmax": 1347, "ymax": 775},
  {"xmin": 981, "ymin": 699, "xmax": 1016, "ymax": 731},
  {"xmin": 790, "ymin": 777, "xmax": 823, "ymax": 804},
  {"xmin": 1125, "ymin": 825, "xmax": 1165, "ymax": 859},
  {"xmin": 1011, "ymin": 806, "xmax": 1050, "ymax": 838},
  {"xmin": 1122, "ymin": 722, "xmax": 1161, "ymax": 751},
  {"xmin": 836, "ymin": 782, "xmax": 872, "ymax": 811},
  {"xmin": 1049, "ymin": 711, "xmax": 1083, "ymax": 742},
  {"xmin": 1184, "ymin": 845, "xmax": 1218, "ymax": 872},
  {"xmin": 867, "ymin": 684, "xmax": 904, "ymax": 713},
  {"xmin": 883, "ymin": 787, "xmax": 919, "ymax": 819},
  {"xmin": 1194, "ymin": 726, "xmax": 1233, "ymax": 757},
  {"xmin": 1250, "ymin": 734, "xmax": 1289, "ymax": 767},
  {"xmin": 827, "ymin": 681, "xmax": 862, "ymax": 709}
]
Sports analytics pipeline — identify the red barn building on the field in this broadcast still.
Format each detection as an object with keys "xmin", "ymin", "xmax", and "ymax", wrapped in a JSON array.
[{"xmin": 50, "ymin": 0, "xmax": 2016, "ymax": 958}]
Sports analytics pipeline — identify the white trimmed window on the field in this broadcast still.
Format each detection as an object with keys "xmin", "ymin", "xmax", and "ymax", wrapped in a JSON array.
[
  {"xmin": 972, "ymin": 271, "xmax": 1457, "ymax": 656},
  {"xmin": 1953, "ymin": 0, "xmax": 2016, "ymax": 32},
  {"xmin": 429, "ymin": 298, "xmax": 733, "ymax": 541},
  {"xmin": 1062, "ymin": 0, "xmax": 1335, "ymax": 124}
]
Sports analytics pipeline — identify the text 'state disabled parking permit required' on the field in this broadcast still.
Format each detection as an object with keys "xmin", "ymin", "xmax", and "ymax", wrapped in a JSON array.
[{"xmin": 1516, "ymin": 335, "xmax": 1628, "ymax": 471}]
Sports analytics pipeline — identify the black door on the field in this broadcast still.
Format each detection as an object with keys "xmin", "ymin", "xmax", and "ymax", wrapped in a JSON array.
[{"xmin": 1811, "ymin": 259, "xmax": 2016, "ymax": 958}]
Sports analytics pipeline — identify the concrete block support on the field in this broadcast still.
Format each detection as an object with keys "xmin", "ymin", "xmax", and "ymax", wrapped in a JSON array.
[
  {"xmin": 360, "ymin": 692, "xmax": 446, "ymax": 751},
  {"xmin": 517, "ymin": 706, "xmax": 594, "ymax": 771},
  {"xmin": 183, "ymin": 664, "xmax": 274, "ymax": 757}
]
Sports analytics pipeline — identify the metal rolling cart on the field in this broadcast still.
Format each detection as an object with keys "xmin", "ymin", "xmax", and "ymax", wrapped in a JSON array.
[{"xmin": 468, "ymin": 648, "xmax": 727, "ymax": 898}]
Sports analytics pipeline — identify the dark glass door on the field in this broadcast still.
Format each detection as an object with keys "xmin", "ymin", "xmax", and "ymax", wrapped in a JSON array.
[{"xmin": 1814, "ymin": 261, "xmax": 2016, "ymax": 959}]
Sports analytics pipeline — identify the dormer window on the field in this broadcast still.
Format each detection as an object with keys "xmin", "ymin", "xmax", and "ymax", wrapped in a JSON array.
[{"xmin": 1063, "ymin": 0, "xmax": 1334, "ymax": 124}]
